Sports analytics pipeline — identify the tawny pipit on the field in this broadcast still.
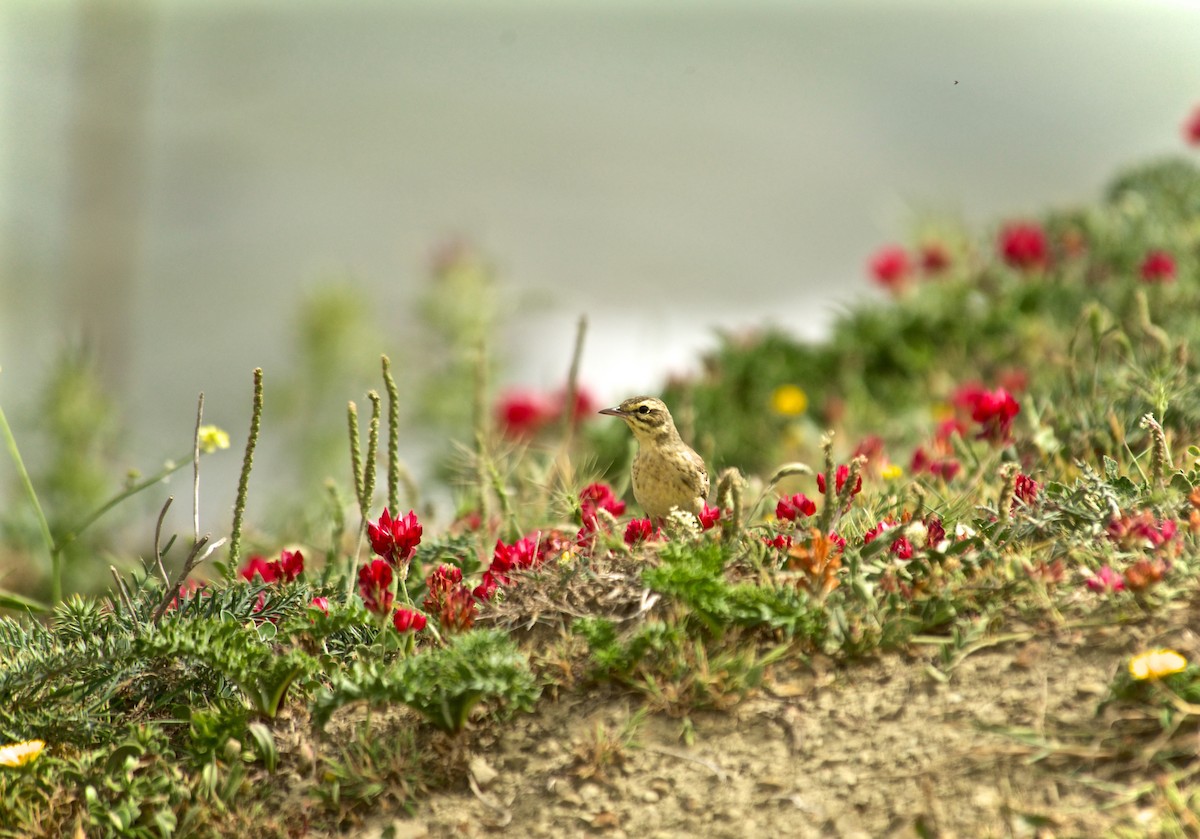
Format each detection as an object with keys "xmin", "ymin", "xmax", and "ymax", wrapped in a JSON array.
[{"xmin": 599, "ymin": 396, "xmax": 709, "ymax": 521}]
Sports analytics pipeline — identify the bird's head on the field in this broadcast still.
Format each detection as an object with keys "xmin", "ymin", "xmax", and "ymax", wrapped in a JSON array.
[{"xmin": 599, "ymin": 396, "xmax": 677, "ymax": 443}]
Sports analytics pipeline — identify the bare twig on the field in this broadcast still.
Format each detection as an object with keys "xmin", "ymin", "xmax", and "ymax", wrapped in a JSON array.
[
  {"xmin": 151, "ymin": 533, "xmax": 226, "ymax": 625},
  {"xmin": 192, "ymin": 392, "xmax": 204, "ymax": 544},
  {"xmin": 153, "ymin": 496, "xmax": 173, "ymax": 587},
  {"xmin": 109, "ymin": 565, "xmax": 138, "ymax": 631}
]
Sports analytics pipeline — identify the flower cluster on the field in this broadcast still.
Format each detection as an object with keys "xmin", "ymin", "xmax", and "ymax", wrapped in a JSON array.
[
  {"xmin": 624, "ymin": 518, "xmax": 663, "ymax": 546},
  {"xmin": 423, "ymin": 565, "xmax": 474, "ymax": 632},
  {"xmin": 775, "ymin": 493, "xmax": 816, "ymax": 522},
  {"xmin": 495, "ymin": 386, "xmax": 598, "ymax": 438},
  {"xmin": 367, "ymin": 508, "xmax": 423, "ymax": 568},
  {"xmin": 578, "ymin": 482, "xmax": 627, "ymax": 543},
  {"xmin": 238, "ymin": 549, "xmax": 305, "ymax": 584},
  {"xmin": 1107, "ymin": 510, "xmax": 1179, "ymax": 554},
  {"xmin": 867, "ymin": 242, "xmax": 953, "ymax": 294},
  {"xmin": 474, "ymin": 532, "xmax": 565, "ymax": 601},
  {"xmin": 910, "ymin": 419, "xmax": 965, "ymax": 482}
]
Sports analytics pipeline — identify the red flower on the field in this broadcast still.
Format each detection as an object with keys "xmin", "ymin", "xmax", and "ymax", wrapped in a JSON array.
[
  {"xmin": 919, "ymin": 243, "xmax": 951, "ymax": 275},
  {"xmin": 496, "ymin": 390, "xmax": 553, "ymax": 438},
  {"xmin": 925, "ymin": 516, "xmax": 946, "ymax": 548},
  {"xmin": 579, "ymin": 482, "xmax": 626, "ymax": 533},
  {"xmin": 357, "ymin": 559, "xmax": 394, "ymax": 615},
  {"xmin": 775, "ymin": 493, "xmax": 817, "ymax": 522},
  {"xmin": 473, "ymin": 572, "xmax": 500, "ymax": 602},
  {"xmin": 816, "ymin": 464, "xmax": 862, "ymax": 499},
  {"xmin": 862, "ymin": 519, "xmax": 897, "ymax": 545},
  {"xmin": 423, "ymin": 564, "xmax": 464, "ymax": 606},
  {"xmin": 278, "ymin": 549, "xmax": 304, "ymax": 582},
  {"xmin": 392, "ymin": 607, "xmax": 427, "ymax": 633},
  {"xmin": 367, "ymin": 508, "xmax": 423, "ymax": 567},
  {"xmin": 310, "ymin": 596, "xmax": 330, "ymax": 616},
  {"xmin": 238, "ymin": 549, "xmax": 304, "ymax": 584},
  {"xmin": 911, "ymin": 447, "xmax": 962, "ymax": 482},
  {"xmin": 1140, "ymin": 250, "xmax": 1176, "ymax": 284},
  {"xmin": 238, "ymin": 554, "xmax": 279, "ymax": 584},
  {"xmin": 1184, "ymin": 105, "xmax": 1200, "ymax": 146},
  {"xmin": 624, "ymin": 518, "xmax": 662, "ymax": 546},
  {"xmin": 1012, "ymin": 473, "xmax": 1040, "ymax": 507},
  {"xmin": 868, "ymin": 245, "xmax": 911, "ymax": 292},
  {"xmin": 763, "ymin": 534, "xmax": 793, "ymax": 551},
  {"xmin": 998, "ymin": 222, "xmax": 1048, "ymax": 271},
  {"xmin": 554, "ymin": 387, "xmax": 598, "ymax": 425},
  {"xmin": 890, "ymin": 536, "xmax": 914, "ymax": 561},
  {"xmin": 954, "ymin": 384, "xmax": 1019, "ymax": 443},
  {"xmin": 698, "ymin": 503, "xmax": 721, "ymax": 531}
]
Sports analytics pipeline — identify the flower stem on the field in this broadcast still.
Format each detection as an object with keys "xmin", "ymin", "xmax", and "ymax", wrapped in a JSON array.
[{"xmin": 0, "ymin": 402, "xmax": 56, "ymax": 601}]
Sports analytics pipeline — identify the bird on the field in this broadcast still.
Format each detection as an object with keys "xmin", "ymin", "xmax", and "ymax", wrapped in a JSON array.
[{"xmin": 599, "ymin": 396, "xmax": 709, "ymax": 521}]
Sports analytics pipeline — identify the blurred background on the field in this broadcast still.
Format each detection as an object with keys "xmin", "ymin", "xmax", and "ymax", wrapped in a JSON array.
[{"xmin": 2, "ymin": 0, "xmax": 1200, "ymax": 579}]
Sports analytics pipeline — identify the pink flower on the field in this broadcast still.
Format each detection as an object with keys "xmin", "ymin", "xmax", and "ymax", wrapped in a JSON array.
[
  {"xmin": 868, "ymin": 245, "xmax": 911, "ymax": 292},
  {"xmin": 775, "ymin": 493, "xmax": 817, "ymax": 522},
  {"xmin": 1107, "ymin": 511, "xmax": 1179, "ymax": 553},
  {"xmin": 310, "ymin": 596, "xmax": 330, "ymax": 616},
  {"xmin": 816, "ymin": 464, "xmax": 862, "ymax": 499},
  {"xmin": 367, "ymin": 508, "xmax": 423, "ymax": 568},
  {"xmin": 1183, "ymin": 105, "xmax": 1200, "ymax": 146},
  {"xmin": 1085, "ymin": 566, "xmax": 1126, "ymax": 594},
  {"xmin": 1140, "ymin": 250, "xmax": 1176, "ymax": 284},
  {"xmin": 999, "ymin": 222, "xmax": 1048, "ymax": 271},
  {"xmin": 496, "ymin": 390, "xmax": 553, "ymax": 438},
  {"xmin": 392, "ymin": 608, "xmax": 427, "ymax": 633},
  {"xmin": 698, "ymin": 503, "xmax": 721, "ymax": 531},
  {"xmin": 357, "ymin": 559, "xmax": 394, "ymax": 615},
  {"xmin": 919, "ymin": 243, "xmax": 951, "ymax": 275},
  {"xmin": 624, "ymin": 518, "xmax": 662, "ymax": 546}
]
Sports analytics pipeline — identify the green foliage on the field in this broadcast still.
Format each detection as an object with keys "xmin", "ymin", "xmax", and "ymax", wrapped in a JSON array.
[
  {"xmin": 313, "ymin": 629, "xmax": 539, "ymax": 733},
  {"xmin": 642, "ymin": 540, "xmax": 825, "ymax": 639}
]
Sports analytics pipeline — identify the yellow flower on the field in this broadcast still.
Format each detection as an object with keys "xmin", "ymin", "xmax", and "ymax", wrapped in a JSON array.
[
  {"xmin": 771, "ymin": 385, "xmax": 808, "ymax": 417},
  {"xmin": 881, "ymin": 463, "xmax": 903, "ymax": 481},
  {"xmin": 0, "ymin": 739, "xmax": 45, "ymax": 767},
  {"xmin": 1129, "ymin": 649, "xmax": 1188, "ymax": 681},
  {"xmin": 198, "ymin": 425, "xmax": 231, "ymax": 454}
]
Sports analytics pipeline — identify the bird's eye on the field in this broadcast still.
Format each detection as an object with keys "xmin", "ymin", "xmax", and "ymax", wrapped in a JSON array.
[{"xmin": 637, "ymin": 405, "xmax": 651, "ymax": 415}]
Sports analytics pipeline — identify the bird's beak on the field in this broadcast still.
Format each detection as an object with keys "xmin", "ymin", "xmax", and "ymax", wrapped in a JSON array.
[{"xmin": 598, "ymin": 406, "xmax": 624, "ymax": 417}]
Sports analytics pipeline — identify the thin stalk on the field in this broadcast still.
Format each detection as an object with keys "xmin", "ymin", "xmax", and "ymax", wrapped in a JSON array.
[
  {"xmin": 0, "ymin": 402, "xmax": 56, "ymax": 599},
  {"xmin": 382, "ymin": 355, "xmax": 400, "ymax": 514},
  {"xmin": 228, "ymin": 368, "xmax": 264, "ymax": 571}
]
